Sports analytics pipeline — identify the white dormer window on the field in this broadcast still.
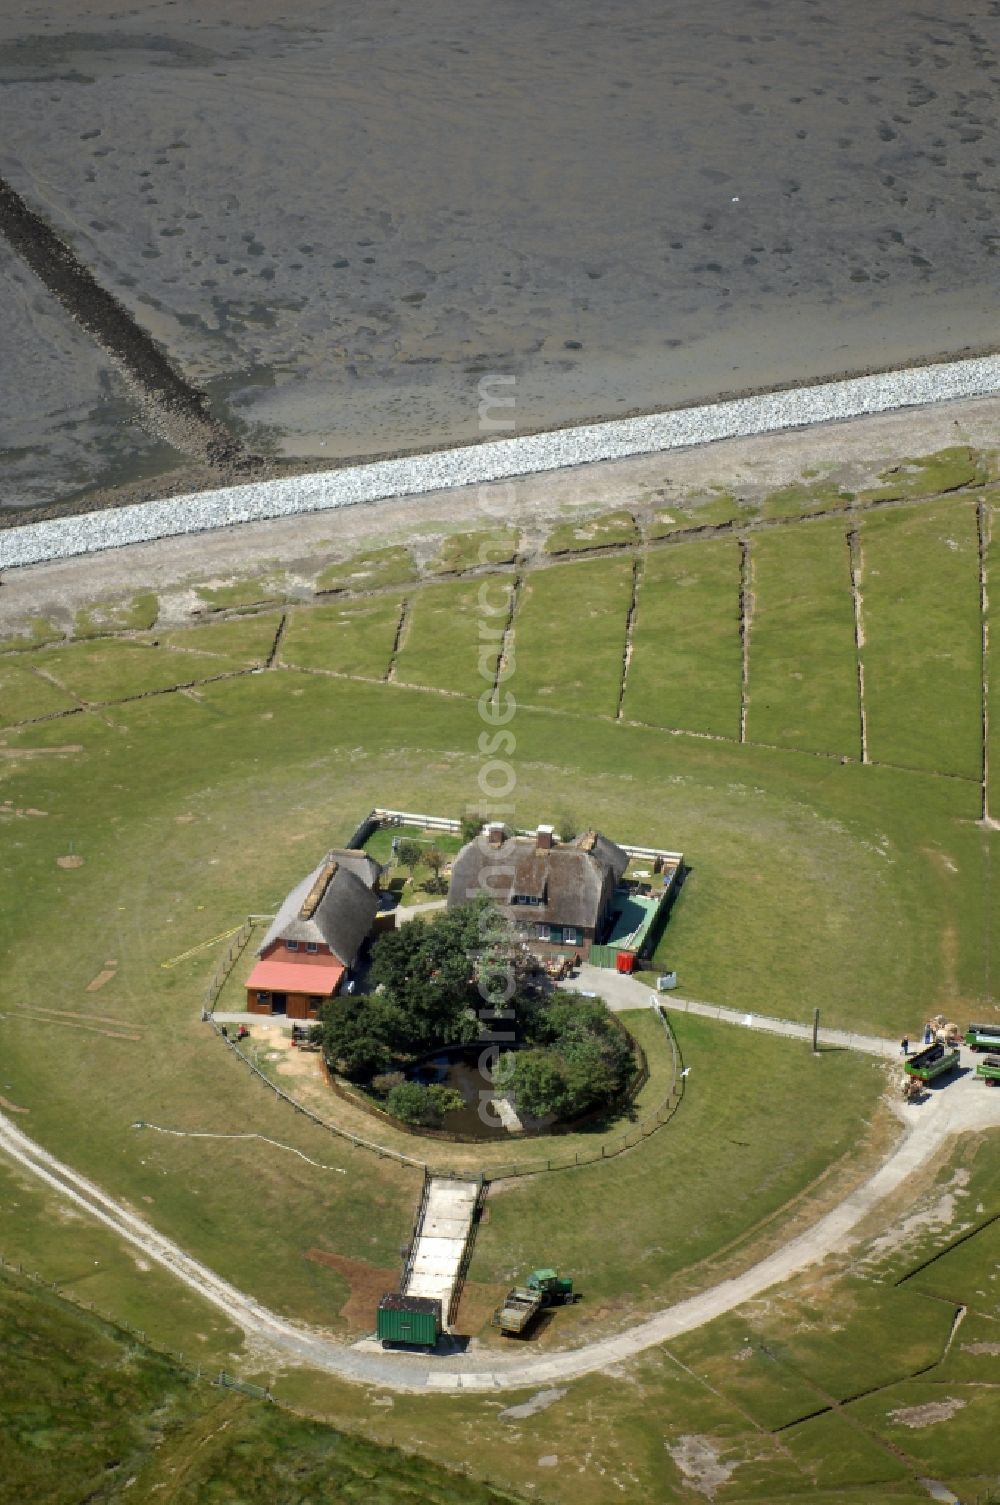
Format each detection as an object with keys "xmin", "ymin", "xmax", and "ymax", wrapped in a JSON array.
[
  {"xmin": 512, "ymin": 894, "xmax": 543, "ymax": 907},
  {"xmin": 286, "ymin": 940, "xmax": 299, "ymax": 951},
  {"xmin": 306, "ymin": 942, "xmax": 318, "ymax": 954}
]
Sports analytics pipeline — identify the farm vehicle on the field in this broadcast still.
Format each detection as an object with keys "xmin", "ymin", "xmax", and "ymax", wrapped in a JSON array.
[
  {"xmin": 904, "ymin": 1041, "xmax": 960, "ymax": 1084},
  {"xmin": 493, "ymin": 1268, "xmax": 577, "ymax": 1337},
  {"xmin": 965, "ymin": 1023, "xmax": 1000, "ymax": 1053}
]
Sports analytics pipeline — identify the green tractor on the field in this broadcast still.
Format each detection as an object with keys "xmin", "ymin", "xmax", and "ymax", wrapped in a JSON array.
[
  {"xmin": 527, "ymin": 1268, "xmax": 576, "ymax": 1305},
  {"xmin": 494, "ymin": 1269, "xmax": 577, "ymax": 1336}
]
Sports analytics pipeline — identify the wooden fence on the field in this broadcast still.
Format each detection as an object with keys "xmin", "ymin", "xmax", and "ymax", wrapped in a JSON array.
[{"xmin": 203, "ymin": 915, "xmax": 272, "ymax": 1016}]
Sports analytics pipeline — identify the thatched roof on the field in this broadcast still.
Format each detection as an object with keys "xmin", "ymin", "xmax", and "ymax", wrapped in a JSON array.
[
  {"xmin": 448, "ymin": 828, "xmax": 627, "ymax": 931},
  {"xmin": 259, "ymin": 848, "xmax": 381, "ymax": 967}
]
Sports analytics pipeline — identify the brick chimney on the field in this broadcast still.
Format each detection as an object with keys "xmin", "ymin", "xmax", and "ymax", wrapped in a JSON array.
[
  {"xmin": 535, "ymin": 823, "xmax": 554, "ymax": 851},
  {"xmin": 486, "ymin": 822, "xmax": 506, "ymax": 847}
]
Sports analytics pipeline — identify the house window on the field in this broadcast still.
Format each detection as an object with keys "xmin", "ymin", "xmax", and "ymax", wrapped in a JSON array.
[
  {"xmin": 257, "ymin": 991, "xmax": 271, "ymax": 1003},
  {"xmin": 286, "ymin": 940, "xmax": 299, "ymax": 952},
  {"xmin": 512, "ymin": 894, "xmax": 542, "ymax": 907},
  {"xmin": 537, "ymin": 924, "xmax": 551, "ymax": 942},
  {"xmin": 306, "ymin": 942, "xmax": 318, "ymax": 954},
  {"xmin": 564, "ymin": 926, "xmax": 580, "ymax": 945}
]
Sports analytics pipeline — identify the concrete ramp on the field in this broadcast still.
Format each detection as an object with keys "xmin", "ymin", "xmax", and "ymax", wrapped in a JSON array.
[{"xmin": 403, "ymin": 1177, "xmax": 479, "ymax": 1323}]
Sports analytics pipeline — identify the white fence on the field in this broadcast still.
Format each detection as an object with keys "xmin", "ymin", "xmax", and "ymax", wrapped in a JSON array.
[{"xmin": 369, "ymin": 807, "xmax": 684, "ymax": 865}]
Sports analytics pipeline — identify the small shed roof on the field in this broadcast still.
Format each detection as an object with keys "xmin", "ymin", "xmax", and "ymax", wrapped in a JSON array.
[{"xmin": 246, "ymin": 958, "xmax": 344, "ymax": 996}]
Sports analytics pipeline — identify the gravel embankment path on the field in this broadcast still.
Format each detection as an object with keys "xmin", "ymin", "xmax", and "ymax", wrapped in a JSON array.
[
  {"xmin": 4, "ymin": 353, "xmax": 1000, "ymax": 570},
  {"xmin": 2, "ymin": 1046, "xmax": 997, "ymax": 1393}
]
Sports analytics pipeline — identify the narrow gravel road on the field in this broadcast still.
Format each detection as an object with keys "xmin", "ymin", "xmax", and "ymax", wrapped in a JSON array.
[
  {"xmin": 574, "ymin": 967, "xmax": 899, "ymax": 1057},
  {"xmin": 2, "ymin": 1056, "xmax": 997, "ymax": 1393}
]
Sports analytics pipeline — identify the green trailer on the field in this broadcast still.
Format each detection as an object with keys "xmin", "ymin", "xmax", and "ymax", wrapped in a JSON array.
[
  {"xmin": 964, "ymin": 1023, "xmax": 1000, "ymax": 1053},
  {"xmin": 975, "ymin": 1054, "xmax": 1000, "ymax": 1085},
  {"xmin": 904, "ymin": 1041, "xmax": 960, "ymax": 1083},
  {"xmin": 376, "ymin": 1293, "xmax": 441, "ymax": 1348}
]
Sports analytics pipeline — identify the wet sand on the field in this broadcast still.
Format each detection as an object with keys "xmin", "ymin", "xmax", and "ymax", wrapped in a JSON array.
[{"xmin": 1, "ymin": 0, "xmax": 999, "ymax": 509}]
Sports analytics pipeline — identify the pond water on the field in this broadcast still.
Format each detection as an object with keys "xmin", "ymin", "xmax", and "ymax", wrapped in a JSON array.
[{"xmin": 408, "ymin": 1050, "xmax": 520, "ymax": 1141}]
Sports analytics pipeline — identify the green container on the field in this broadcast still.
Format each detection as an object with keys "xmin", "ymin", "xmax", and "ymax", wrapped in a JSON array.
[
  {"xmin": 975, "ymin": 1055, "xmax": 1000, "ymax": 1082},
  {"xmin": 377, "ymin": 1293, "xmax": 441, "ymax": 1347},
  {"xmin": 965, "ymin": 1024, "xmax": 1000, "ymax": 1052}
]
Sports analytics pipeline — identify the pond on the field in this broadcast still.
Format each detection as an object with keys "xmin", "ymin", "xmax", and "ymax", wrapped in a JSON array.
[{"xmin": 407, "ymin": 1048, "xmax": 523, "ymax": 1141}]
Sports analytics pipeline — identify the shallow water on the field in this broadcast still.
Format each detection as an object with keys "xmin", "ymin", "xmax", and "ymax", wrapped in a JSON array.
[
  {"xmin": 2, "ymin": 0, "xmax": 999, "ymax": 506},
  {"xmin": 409, "ymin": 1054, "xmax": 514, "ymax": 1141}
]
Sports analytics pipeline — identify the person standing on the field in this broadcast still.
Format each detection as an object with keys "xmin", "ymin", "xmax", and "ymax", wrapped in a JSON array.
[{"xmin": 900, "ymin": 1036, "xmax": 909, "ymax": 1056}]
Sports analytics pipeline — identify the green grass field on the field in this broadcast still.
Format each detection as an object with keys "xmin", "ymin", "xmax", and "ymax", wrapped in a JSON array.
[
  {"xmin": 74, "ymin": 591, "xmax": 159, "ymax": 639},
  {"xmin": 623, "ymin": 537, "xmax": 742, "ymax": 736},
  {"xmin": 394, "ymin": 577, "xmax": 512, "ymax": 695},
  {"xmin": 987, "ymin": 494, "xmax": 999, "ymax": 808},
  {"xmin": 861, "ymin": 499, "xmax": 983, "ymax": 777},
  {"xmin": 0, "ymin": 614, "xmax": 64, "ymax": 652},
  {"xmin": 158, "ymin": 612, "xmax": 282, "ymax": 665},
  {"xmin": 646, "ymin": 490, "xmax": 753, "ymax": 536},
  {"xmin": 760, "ymin": 477, "xmax": 854, "ymax": 518},
  {"xmin": 508, "ymin": 556, "xmax": 633, "ymax": 718},
  {"xmin": 194, "ymin": 570, "xmax": 293, "ymax": 612},
  {"xmin": 747, "ymin": 520, "xmax": 860, "ymax": 755},
  {"xmin": 27, "ymin": 639, "xmax": 250, "ymax": 703},
  {"xmin": 1, "ymin": 476, "xmax": 999, "ymax": 1504},
  {"xmin": 858, "ymin": 445, "xmax": 987, "ymax": 503},
  {"xmin": 280, "ymin": 596, "xmax": 404, "ymax": 678},
  {"xmin": 468, "ymin": 1011, "xmax": 885, "ymax": 1327},
  {"xmin": 0, "ymin": 660, "xmax": 79, "ymax": 725}
]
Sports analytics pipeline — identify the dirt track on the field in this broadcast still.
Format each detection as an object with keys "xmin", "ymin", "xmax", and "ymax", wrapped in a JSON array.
[{"xmin": 2, "ymin": 1040, "xmax": 997, "ymax": 1393}]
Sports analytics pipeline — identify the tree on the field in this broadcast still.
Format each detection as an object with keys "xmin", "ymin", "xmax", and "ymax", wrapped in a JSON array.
[
  {"xmin": 395, "ymin": 838, "xmax": 424, "ymax": 880},
  {"xmin": 504, "ymin": 991, "xmax": 635, "ymax": 1121},
  {"xmin": 371, "ymin": 1070, "xmax": 405, "ymax": 1098},
  {"xmin": 424, "ymin": 847, "xmax": 447, "ymax": 893},
  {"xmin": 427, "ymin": 1084, "xmax": 464, "ymax": 1118},
  {"xmin": 561, "ymin": 1036, "xmax": 619, "ymax": 1114},
  {"xmin": 317, "ymin": 994, "xmax": 398, "ymax": 1081},
  {"xmin": 504, "ymin": 1050, "xmax": 570, "ymax": 1120},
  {"xmin": 459, "ymin": 814, "xmax": 484, "ymax": 844},
  {"xmin": 368, "ymin": 901, "xmax": 498, "ymax": 1052}
]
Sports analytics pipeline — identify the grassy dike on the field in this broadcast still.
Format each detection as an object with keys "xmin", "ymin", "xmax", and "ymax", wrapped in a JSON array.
[{"xmin": 0, "ymin": 1264, "xmax": 521, "ymax": 1505}]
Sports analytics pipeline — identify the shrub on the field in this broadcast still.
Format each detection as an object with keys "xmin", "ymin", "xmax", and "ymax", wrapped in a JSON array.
[
  {"xmin": 556, "ymin": 811, "xmax": 578, "ymax": 842},
  {"xmin": 427, "ymin": 1084, "xmax": 464, "ymax": 1117},
  {"xmin": 506, "ymin": 993, "xmax": 636, "ymax": 1121},
  {"xmin": 386, "ymin": 1080, "xmax": 462, "ymax": 1127}
]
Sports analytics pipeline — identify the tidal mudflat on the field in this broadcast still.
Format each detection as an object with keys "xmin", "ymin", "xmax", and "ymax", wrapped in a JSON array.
[{"xmin": 1, "ymin": 0, "xmax": 998, "ymax": 509}]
